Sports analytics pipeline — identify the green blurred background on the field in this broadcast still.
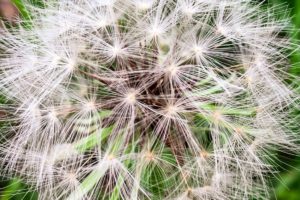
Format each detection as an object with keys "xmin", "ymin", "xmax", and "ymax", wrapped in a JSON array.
[{"xmin": 0, "ymin": 0, "xmax": 300, "ymax": 199}]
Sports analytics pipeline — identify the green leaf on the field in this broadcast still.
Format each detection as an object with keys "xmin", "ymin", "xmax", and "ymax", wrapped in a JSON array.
[{"xmin": 74, "ymin": 126, "xmax": 113, "ymax": 153}]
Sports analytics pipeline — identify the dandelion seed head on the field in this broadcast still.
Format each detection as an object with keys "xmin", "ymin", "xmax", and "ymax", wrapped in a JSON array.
[{"xmin": 0, "ymin": 0, "xmax": 298, "ymax": 199}]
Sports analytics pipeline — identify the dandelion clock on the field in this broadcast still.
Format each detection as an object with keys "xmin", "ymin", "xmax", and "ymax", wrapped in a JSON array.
[{"xmin": 0, "ymin": 0, "xmax": 299, "ymax": 199}]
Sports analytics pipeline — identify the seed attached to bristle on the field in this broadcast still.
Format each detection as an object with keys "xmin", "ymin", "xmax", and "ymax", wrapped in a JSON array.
[
  {"xmin": 165, "ymin": 64, "xmax": 178, "ymax": 76},
  {"xmin": 165, "ymin": 104, "xmax": 178, "ymax": 116},
  {"xmin": 144, "ymin": 151, "xmax": 155, "ymax": 161},
  {"xmin": 125, "ymin": 90, "xmax": 137, "ymax": 104}
]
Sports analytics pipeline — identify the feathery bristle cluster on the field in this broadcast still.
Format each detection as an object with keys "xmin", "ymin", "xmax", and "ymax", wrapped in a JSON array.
[{"xmin": 0, "ymin": 0, "xmax": 298, "ymax": 199}]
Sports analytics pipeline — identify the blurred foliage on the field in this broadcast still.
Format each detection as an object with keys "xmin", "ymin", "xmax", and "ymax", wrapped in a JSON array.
[
  {"xmin": 269, "ymin": 0, "xmax": 300, "ymax": 200},
  {"xmin": 0, "ymin": 0, "xmax": 299, "ymax": 199}
]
